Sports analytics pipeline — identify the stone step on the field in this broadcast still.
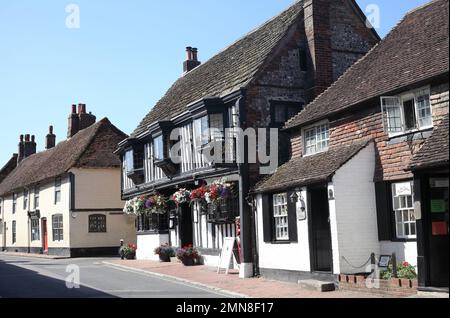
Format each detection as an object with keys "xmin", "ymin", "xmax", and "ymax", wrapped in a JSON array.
[{"xmin": 298, "ymin": 279, "xmax": 336, "ymax": 292}]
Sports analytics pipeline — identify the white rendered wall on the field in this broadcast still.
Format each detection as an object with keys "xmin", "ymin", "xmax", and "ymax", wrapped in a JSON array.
[
  {"xmin": 256, "ymin": 188, "xmax": 311, "ymax": 272},
  {"xmin": 331, "ymin": 143, "xmax": 381, "ymax": 274},
  {"xmin": 136, "ymin": 233, "xmax": 170, "ymax": 261}
]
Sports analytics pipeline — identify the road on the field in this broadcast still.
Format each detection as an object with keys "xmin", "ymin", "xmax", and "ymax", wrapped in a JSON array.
[{"xmin": 0, "ymin": 254, "xmax": 233, "ymax": 298}]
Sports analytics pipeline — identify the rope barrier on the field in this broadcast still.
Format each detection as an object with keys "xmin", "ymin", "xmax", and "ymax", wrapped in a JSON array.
[{"xmin": 341, "ymin": 255, "xmax": 373, "ymax": 269}]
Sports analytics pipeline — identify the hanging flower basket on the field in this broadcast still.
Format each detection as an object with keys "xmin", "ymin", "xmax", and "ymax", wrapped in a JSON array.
[
  {"xmin": 171, "ymin": 188, "xmax": 192, "ymax": 207},
  {"xmin": 123, "ymin": 194, "xmax": 168, "ymax": 216}
]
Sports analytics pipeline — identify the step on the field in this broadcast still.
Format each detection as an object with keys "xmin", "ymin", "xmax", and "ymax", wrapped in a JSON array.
[{"xmin": 298, "ymin": 279, "xmax": 336, "ymax": 292}]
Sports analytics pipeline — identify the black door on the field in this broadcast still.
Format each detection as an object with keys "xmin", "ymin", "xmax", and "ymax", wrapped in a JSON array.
[
  {"xmin": 428, "ymin": 177, "xmax": 449, "ymax": 287},
  {"xmin": 310, "ymin": 186, "xmax": 333, "ymax": 272},
  {"xmin": 179, "ymin": 204, "xmax": 194, "ymax": 248}
]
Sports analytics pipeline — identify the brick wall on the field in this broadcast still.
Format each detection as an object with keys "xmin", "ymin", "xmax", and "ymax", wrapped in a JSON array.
[{"xmin": 289, "ymin": 81, "xmax": 449, "ymax": 182}]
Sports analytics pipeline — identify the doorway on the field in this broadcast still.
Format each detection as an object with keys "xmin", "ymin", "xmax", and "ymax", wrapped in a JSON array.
[
  {"xmin": 179, "ymin": 204, "xmax": 193, "ymax": 247},
  {"xmin": 309, "ymin": 186, "xmax": 333, "ymax": 273},
  {"xmin": 41, "ymin": 218, "xmax": 48, "ymax": 254},
  {"xmin": 2, "ymin": 222, "xmax": 6, "ymax": 251},
  {"xmin": 427, "ymin": 177, "xmax": 449, "ymax": 287}
]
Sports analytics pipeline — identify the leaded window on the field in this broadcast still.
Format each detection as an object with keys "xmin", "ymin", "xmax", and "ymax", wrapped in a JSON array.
[
  {"xmin": 89, "ymin": 214, "xmax": 107, "ymax": 233},
  {"xmin": 304, "ymin": 123, "xmax": 329, "ymax": 155}
]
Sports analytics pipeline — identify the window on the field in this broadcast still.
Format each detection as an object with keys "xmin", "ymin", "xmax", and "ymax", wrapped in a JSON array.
[
  {"xmin": 303, "ymin": 123, "xmax": 329, "ymax": 155},
  {"xmin": 12, "ymin": 193, "xmax": 17, "ymax": 214},
  {"xmin": 125, "ymin": 146, "xmax": 144, "ymax": 173},
  {"xmin": 12, "ymin": 221, "xmax": 16, "ymax": 244},
  {"xmin": 23, "ymin": 189, "xmax": 29, "ymax": 210},
  {"xmin": 209, "ymin": 113, "xmax": 224, "ymax": 142},
  {"xmin": 273, "ymin": 193, "xmax": 289, "ymax": 241},
  {"xmin": 392, "ymin": 181, "xmax": 416, "ymax": 239},
  {"xmin": 34, "ymin": 185, "xmax": 40, "ymax": 209},
  {"xmin": 54, "ymin": 177, "xmax": 61, "ymax": 204},
  {"xmin": 193, "ymin": 116, "xmax": 210, "ymax": 146},
  {"xmin": 52, "ymin": 214, "xmax": 63, "ymax": 241},
  {"xmin": 153, "ymin": 135, "xmax": 164, "ymax": 160},
  {"xmin": 381, "ymin": 87, "xmax": 433, "ymax": 135},
  {"xmin": 89, "ymin": 214, "xmax": 107, "ymax": 233},
  {"xmin": 31, "ymin": 219, "xmax": 40, "ymax": 241},
  {"xmin": 271, "ymin": 102, "xmax": 304, "ymax": 126}
]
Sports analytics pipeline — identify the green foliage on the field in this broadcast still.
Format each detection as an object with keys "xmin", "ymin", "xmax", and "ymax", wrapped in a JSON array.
[{"xmin": 380, "ymin": 261, "xmax": 417, "ymax": 280}]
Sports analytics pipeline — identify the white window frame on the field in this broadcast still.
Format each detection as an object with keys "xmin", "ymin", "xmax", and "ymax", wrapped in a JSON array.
[
  {"xmin": 302, "ymin": 121, "xmax": 330, "ymax": 156},
  {"xmin": 392, "ymin": 181, "xmax": 417, "ymax": 240},
  {"xmin": 54, "ymin": 177, "xmax": 62, "ymax": 204},
  {"xmin": 52, "ymin": 214, "xmax": 64, "ymax": 242},
  {"xmin": 381, "ymin": 86, "xmax": 433, "ymax": 137},
  {"xmin": 272, "ymin": 193, "xmax": 289, "ymax": 241}
]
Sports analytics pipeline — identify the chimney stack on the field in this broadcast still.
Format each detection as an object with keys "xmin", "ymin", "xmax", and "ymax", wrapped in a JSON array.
[
  {"xmin": 18, "ymin": 133, "xmax": 37, "ymax": 164},
  {"xmin": 183, "ymin": 46, "xmax": 201, "ymax": 74},
  {"xmin": 67, "ymin": 104, "xmax": 96, "ymax": 137},
  {"xmin": 46, "ymin": 125, "xmax": 56, "ymax": 149}
]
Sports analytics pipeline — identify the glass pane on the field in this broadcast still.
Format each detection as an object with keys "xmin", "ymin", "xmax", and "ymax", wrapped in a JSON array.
[
  {"xmin": 396, "ymin": 223, "xmax": 404, "ymax": 237},
  {"xmin": 404, "ymin": 224, "xmax": 410, "ymax": 236},
  {"xmin": 403, "ymin": 99, "xmax": 416, "ymax": 130},
  {"xmin": 410, "ymin": 223, "xmax": 416, "ymax": 236}
]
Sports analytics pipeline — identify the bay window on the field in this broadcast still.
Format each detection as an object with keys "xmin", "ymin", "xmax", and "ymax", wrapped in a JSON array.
[
  {"xmin": 125, "ymin": 144, "xmax": 145, "ymax": 184},
  {"xmin": 153, "ymin": 135, "xmax": 164, "ymax": 161},
  {"xmin": 381, "ymin": 87, "xmax": 432, "ymax": 136},
  {"xmin": 392, "ymin": 181, "xmax": 416, "ymax": 239},
  {"xmin": 303, "ymin": 123, "xmax": 329, "ymax": 155}
]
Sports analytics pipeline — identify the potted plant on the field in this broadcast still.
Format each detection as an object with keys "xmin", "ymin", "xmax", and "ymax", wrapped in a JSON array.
[
  {"xmin": 121, "ymin": 244, "xmax": 138, "ymax": 260},
  {"xmin": 154, "ymin": 243, "xmax": 175, "ymax": 262},
  {"xmin": 176, "ymin": 245, "xmax": 200, "ymax": 266}
]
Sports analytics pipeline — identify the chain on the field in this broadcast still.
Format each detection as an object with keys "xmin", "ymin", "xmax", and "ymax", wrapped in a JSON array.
[{"xmin": 341, "ymin": 255, "xmax": 373, "ymax": 270}]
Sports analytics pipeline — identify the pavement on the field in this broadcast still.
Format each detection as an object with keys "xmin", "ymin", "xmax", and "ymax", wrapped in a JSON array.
[
  {"xmin": 103, "ymin": 259, "xmax": 385, "ymax": 298},
  {"xmin": 0, "ymin": 253, "xmax": 235, "ymax": 298}
]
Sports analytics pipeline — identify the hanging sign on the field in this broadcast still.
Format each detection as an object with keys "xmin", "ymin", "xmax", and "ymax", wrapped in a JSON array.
[{"xmin": 395, "ymin": 182, "xmax": 412, "ymax": 196}]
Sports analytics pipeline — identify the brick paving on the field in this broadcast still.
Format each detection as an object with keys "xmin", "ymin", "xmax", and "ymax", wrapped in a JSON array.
[{"xmin": 105, "ymin": 259, "xmax": 388, "ymax": 298}]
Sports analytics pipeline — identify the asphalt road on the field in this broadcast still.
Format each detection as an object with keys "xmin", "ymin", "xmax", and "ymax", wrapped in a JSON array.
[{"xmin": 0, "ymin": 254, "xmax": 233, "ymax": 298}]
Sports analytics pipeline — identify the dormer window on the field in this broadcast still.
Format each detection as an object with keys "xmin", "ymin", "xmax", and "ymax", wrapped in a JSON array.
[
  {"xmin": 125, "ymin": 145, "xmax": 145, "ymax": 184},
  {"xmin": 153, "ymin": 135, "xmax": 164, "ymax": 161},
  {"xmin": 381, "ymin": 87, "xmax": 432, "ymax": 136}
]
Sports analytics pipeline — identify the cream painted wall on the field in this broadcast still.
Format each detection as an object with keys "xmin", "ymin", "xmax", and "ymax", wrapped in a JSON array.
[
  {"xmin": 137, "ymin": 234, "xmax": 170, "ymax": 261},
  {"xmin": 256, "ymin": 188, "xmax": 311, "ymax": 272},
  {"xmin": 71, "ymin": 168, "xmax": 124, "ymax": 210},
  {"xmin": 0, "ymin": 175, "xmax": 71, "ymax": 250},
  {"xmin": 69, "ymin": 212, "xmax": 136, "ymax": 248}
]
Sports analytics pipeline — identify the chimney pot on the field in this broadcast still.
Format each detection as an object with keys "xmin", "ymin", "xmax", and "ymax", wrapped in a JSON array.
[
  {"xmin": 81, "ymin": 104, "xmax": 86, "ymax": 114},
  {"xmin": 46, "ymin": 125, "xmax": 56, "ymax": 149},
  {"xmin": 72, "ymin": 104, "xmax": 77, "ymax": 114},
  {"xmin": 20, "ymin": 135, "xmax": 24, "ymax": 142},
  {"xmin": 25, "ymin": 134, "xmax": 30, "ymax": 142},
  {"xmin": 31, "ymin": 135, "xmax": 35, "ymax": 143},
  {"xmin": 49, "ymin": 125, "xmax": 53, "ymax": 134},
  {"xmin": 183, "ymin": 47, "xmax": 201, "ymax": 74},
  {"xmin": 192, "ymin": 48, "xmax": 198, "ymax": 61},
  {"xmin": 186, "ymin": 47, "xmax": 193, "ymax": 60}
]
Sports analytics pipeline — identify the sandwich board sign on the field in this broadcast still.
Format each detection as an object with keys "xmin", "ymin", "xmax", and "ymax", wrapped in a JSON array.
[{"xmin": 217, "ymin": 237, "xmax": 240, "ymax": 274}]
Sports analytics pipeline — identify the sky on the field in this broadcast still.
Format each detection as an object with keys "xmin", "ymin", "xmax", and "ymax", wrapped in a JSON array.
[{"xmin": 0, "ymin": 0, "xmax": 431, "ymax": 165}]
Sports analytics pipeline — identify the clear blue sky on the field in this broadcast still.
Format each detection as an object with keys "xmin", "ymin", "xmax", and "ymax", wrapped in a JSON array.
[{"xmin": 0, "ymin": 0, "xmax": 430, "ymax": 165}]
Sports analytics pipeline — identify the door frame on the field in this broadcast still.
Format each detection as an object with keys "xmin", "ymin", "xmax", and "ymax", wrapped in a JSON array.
[
  {"xmin": 179, "ymin": 204, "xmax": 194, "ymax": 247},
  {"xmin": 416, "ymin": 172, "xmax": 449, "ymax": 288},
  {"xmin": 307, "ymin": 183, "xmax": 334, "ymax": 273},
  {"xmin": 41, "ymin": 218, "xmax": 48, "ymax": 254}
]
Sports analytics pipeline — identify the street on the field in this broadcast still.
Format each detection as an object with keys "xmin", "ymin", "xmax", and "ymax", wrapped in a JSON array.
[{"xmin": 0, "ymin": 254, "xmax": 233, "ymax": 298}]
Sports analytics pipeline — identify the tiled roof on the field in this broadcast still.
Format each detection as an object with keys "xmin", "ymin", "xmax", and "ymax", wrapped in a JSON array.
[
  {"xmin": 0, "ymin": 118, "xmax": 128, "ymax": 196},
  {"xmin": 254, "ymin": 139, "xmax": 372, "ymax": 193},
  {"xmin": 131, "ymin": 1, "xmax": 305, "ymax": 137},
  {"xmin": 285, "ymin": 0, "xmax": 449, "ymax": 130},
  {"xmin": 0, "ymin": 154, "xmax": 17, "ymax": 184},
  {"xmin": 409, "ymin": 114, "xmax": 449, "ymax": 170}
]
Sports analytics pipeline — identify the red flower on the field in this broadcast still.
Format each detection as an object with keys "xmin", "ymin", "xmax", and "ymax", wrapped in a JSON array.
[{"xmin": 402, "ymin": 261, "xmax": 410, "ymax": 267}]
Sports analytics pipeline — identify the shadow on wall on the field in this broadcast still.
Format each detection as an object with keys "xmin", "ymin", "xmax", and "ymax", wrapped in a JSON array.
[{"xmin": 0, "ymin": 259, "xmax": 116, "ymax": 298}]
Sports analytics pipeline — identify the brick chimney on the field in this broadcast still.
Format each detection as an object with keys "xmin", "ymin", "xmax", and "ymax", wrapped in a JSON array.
[
  {"xmin": 67, "ymin": 104, "xmax": 80, "ymax": 138},
  {"xmin": 45, "ymin": 125, "xmax": 56, "ymax": 150},
  {"xmin": 18, "ymin": 134, "xmax": 37, "ymax": 164},
  {"xmin": 78, "ymin": 104, "xmax": 96, "ymax": 130},
  {"xmin": 183, "ymin": 47, "xmax": 201, "ymax": 74},
  {"xmin": 67, "ymin": 104, "xmax": 96, "ymax": 137}
]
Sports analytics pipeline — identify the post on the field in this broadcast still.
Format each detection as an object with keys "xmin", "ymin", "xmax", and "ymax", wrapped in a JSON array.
[
  {"xmin": 370, "ymin": 253, "xmax": 376, "ymax": 273},
  {"xmin": 236, "ymin": 96, "xmax": 254, "ymax": 278},
  {"xmin": 119, "ymin": 239, "xmax": 125, "ymax": 260},
  {"xmin": 392, "ymin": 253, "xmax": 398, "ymax": 278}
]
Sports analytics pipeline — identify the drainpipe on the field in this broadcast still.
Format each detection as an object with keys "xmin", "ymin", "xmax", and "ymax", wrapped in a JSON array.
[{"xmin": 236, "ymin": 95, "xmax": 254, "ymax": 278}]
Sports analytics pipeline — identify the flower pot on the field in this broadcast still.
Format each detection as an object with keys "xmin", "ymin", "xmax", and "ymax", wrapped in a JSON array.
[
  {"xmin": 181, "ymin": 258, "xmax": 195, "ymax": 266},
  {"xmin": 159, "ymin": 254, "xmax": 171, "ymax": 263},
  {"xmin": 125, "ymin": 254, "xmax": 135, "ymax": 260}
]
